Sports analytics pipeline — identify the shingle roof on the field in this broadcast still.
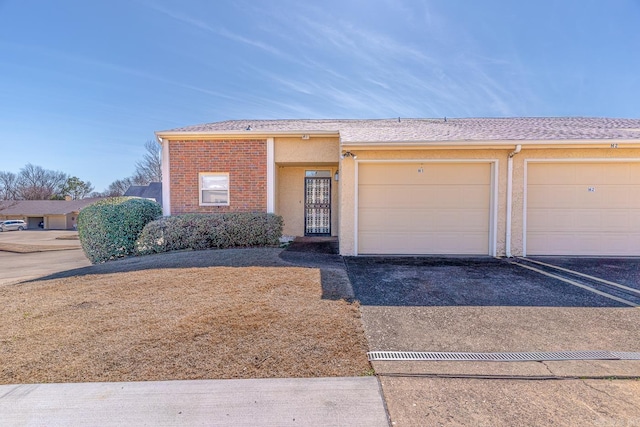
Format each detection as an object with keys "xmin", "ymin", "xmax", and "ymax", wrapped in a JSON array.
[
  {"xmin": 0, "ymin": 198, "xmax": 104, "ymax": 216},
  {"xmin": 123, "ymin": 182, "xmax": 162, "ymax": 205},
  {"xmin": 159, "ymin": 117, "xmax": 640, "ymax": 142}
]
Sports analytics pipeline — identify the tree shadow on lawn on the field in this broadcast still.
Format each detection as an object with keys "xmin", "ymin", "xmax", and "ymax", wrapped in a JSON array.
[{"xmin": 26, "ymin": 247, "xmax": 354, "ymax": 301}]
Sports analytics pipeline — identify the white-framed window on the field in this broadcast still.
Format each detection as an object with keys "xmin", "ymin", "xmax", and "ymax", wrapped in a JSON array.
[{"xmin": 199, "ymin": 172, "xmax": 230, "ymax": 206}]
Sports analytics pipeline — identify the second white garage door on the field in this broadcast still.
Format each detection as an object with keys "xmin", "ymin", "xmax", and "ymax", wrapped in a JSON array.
[
  {"xmin": 526, "ymin": 162, "xmax": 640, "ymax": 256},
  {"xmin": 358, "ymin": 162, "xmax": 493, "ymax": 255}
]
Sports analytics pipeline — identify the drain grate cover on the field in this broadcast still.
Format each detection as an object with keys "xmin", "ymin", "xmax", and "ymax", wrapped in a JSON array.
[{"xmin": 368, "ymin": 350, "xmax": 640, "ymax": 362}]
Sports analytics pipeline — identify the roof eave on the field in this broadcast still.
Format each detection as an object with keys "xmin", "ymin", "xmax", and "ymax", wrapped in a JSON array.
[
  {"xmin": 155, "ymin": 129, "xmax": 340, "ymax": 141},
  {"xmin": 340, "ymin": 138, "xmax": 640, "ymax": 150}
]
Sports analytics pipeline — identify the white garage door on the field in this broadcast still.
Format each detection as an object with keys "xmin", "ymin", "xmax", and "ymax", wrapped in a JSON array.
[
  {"xmin": 358, "ymin": 162, "xmax": 492, "ymax": 255},
  {"xmin": 526, "ymin": 162, "xmax": 640, "ymax": 256},
  {"xmin": 47, "ymin": 215, "xmax": 67, "ymax": 230}
]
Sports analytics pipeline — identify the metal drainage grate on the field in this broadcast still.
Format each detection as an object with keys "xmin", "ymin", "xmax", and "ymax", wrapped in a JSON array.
[
  {"xmin": 612, "ymin": 352, "xmax": 640, "ymax": 360},
  {"xmin": 367, "ymin": 350, "xmax": 640, "ymax": 362}
]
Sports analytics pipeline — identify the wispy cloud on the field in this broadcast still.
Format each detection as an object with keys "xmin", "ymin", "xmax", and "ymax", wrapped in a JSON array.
[
  {"xmin": 240, "ymin": 1, "xmax": 530, "ymax": 118},
  {"xmin": 140, "ymin": 0, "xmax": 535, "ymax": 118},
  {"xmin": 143, "ymin": 2, "xmax": 297, "ymax": 61}
]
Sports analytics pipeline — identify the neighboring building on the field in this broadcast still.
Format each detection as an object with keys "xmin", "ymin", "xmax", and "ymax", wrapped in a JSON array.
[
  {"xmin": 0, "ymin": 198, "xmax": 104, "ymax": 230},
  {"xmin": 155, "ymin": 117, "xmax": 640, "ymax": 257},
  {"xmin": 124, "ymin": 182, "xmax": 163, "ymax": 206}
]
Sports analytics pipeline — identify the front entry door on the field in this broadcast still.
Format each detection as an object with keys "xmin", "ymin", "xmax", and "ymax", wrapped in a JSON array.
[{"xmin": 304, "ymin": 174, "xmax": 331, "ymax": 236}]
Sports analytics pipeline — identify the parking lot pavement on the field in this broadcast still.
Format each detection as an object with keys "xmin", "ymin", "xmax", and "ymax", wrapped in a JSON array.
[
  {"xmin": 0, "ymin": 229, "xmax": 81, "ymax": 248},
  {"xmin": 0, "ymin": 249, "xmax": 90, "ymax": 286},
  {"xmin": 0, "ymin": 230, "xmax": 89, "ymax": 285}
]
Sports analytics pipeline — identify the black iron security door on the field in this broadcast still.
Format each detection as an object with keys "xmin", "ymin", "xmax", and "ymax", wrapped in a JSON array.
[{"xmin": 304, "ymin": 177, "xmax": 331, "ymax": 235}]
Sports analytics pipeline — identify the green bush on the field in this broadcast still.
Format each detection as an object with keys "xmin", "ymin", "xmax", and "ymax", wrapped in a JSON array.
[
  {"xmin": 78, "ymin": 197, "xmax": 162, "ymax": 263},
  {"xmin": 135, "ymin": 212, "xmax": 283, "ymax": 255}
]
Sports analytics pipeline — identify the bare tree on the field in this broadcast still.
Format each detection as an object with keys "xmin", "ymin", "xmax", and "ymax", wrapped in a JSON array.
[
  {"xmin": 17, "ymin": 164, "xmax": 68, "ymax": 200},
  {"xmin": 92, "ymin": 140, "xmax": 162, "ymax": 196},
  {"xmin": 132, "ymin": 140, "xmax": 162, "ymax": 185},
  {"xmin": 0, "ymin": 171, "xmax": 19, "ymax": 200},
  {"xmin": 104, "ymin": 177, "xmax": 134, "ymax": 197}
]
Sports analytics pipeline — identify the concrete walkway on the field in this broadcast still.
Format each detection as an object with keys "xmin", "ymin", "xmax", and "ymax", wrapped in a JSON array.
[{"xmin": 0, "ymin": 377, "xmax": 389, "ymax": 427}]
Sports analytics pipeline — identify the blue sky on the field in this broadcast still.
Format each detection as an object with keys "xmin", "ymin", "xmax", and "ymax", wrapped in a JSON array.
[{"xmin": 1, "ymin": 0, "xmax": 639, "ymax": 192}]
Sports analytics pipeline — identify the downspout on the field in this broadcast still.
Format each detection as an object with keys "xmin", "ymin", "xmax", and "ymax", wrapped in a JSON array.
[{"xmin": 505, "ymin": 144, "xmax": 522, "ymax": 257}]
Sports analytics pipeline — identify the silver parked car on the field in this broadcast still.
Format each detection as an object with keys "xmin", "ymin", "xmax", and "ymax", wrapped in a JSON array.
[{"xmin": 0, "ymin": 220, "xmax": 27, "ymax": 231}]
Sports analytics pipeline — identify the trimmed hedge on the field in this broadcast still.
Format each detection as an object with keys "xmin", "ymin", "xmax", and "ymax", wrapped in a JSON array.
[
  {"xmin": 78, "ymin": 197, "xmax": 162, "ymax": 263},
  {"xmin": 135, "ymin": 213, "xmax": 283, "ymax": 255}
]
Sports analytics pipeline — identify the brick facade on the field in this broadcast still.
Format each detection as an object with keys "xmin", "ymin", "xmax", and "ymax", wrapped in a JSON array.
[{"xmin": 169, "ymin": 139, "xmax": 267, "ymax": 215}]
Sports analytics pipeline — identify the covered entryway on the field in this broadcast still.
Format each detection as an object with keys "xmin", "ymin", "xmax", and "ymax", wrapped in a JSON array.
[
  {"xmin": 276, "ymin": 167, "xmax": 338, "ymax": 237},
  {"xmin": 357, "ymin": 162, "xmax": 494, "ymax": 255},
  {"xmin": 525, "ymin": 161, "xmax": 640, "ymax": 256}
]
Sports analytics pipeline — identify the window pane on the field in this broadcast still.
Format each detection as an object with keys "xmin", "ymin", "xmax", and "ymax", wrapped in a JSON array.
[
  {"xmin": 202, "ymin": 189, "xmax": 228, "ymax": 204},
  {"xmin": 305, "ymin": 170, "xmax": 331, "ymax": 177},
  {"xmin": 200, "ymin": 173, "xmax": 229, "ymax": 205},
  {"xmin": 201, "ymin": 175, "xmax": 228, "ymax": 190}
]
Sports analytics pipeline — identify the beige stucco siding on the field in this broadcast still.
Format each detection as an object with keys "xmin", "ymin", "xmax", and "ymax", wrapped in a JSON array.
[
  {"xmin": 66, "ymin": 212, "xmax": 78, "ymax": 229},
  {"xmin": 276, "ymin": 166, "xmax": 339, "ymax": 236},
  {"xmin": 273, "ymin": 137, "xmax": 339, "ymax": 237},
  {"xmin": 509, "ymin": 147, "xmax": 640, "ymax": 256},
  {"xmin": 339, "ymin": 149, "xmax": 509, "ymax": 256},
  {"xmin": 274, "ymin": 137, "xmax": 340, "ymax": 164}
]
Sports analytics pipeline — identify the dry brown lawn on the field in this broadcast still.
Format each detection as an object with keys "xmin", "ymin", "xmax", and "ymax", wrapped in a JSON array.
[{"xmin": 0, "ymin": 267, "xmax": 371, "ymax": 384}]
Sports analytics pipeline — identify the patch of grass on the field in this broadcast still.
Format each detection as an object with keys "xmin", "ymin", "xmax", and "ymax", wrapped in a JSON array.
[
  {"xmin": 362, "ymin": 367, "xmax": 376, "ymax": 376},
  {"xmin": 0, "ymin": 267, "xmax": 371, "ymax": 384},
  {"xmin": 0, "ymin": 243, "xmax": 80, "ymax": 253},
  {"xmin": 55, "ymin": 235, "xmax": 79, "ymax": 241}
]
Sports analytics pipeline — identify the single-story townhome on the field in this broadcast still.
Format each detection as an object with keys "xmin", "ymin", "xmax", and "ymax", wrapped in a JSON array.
[
  {"xmin": 155, "ymin": 117, "xmax": 640, "ymax": 257},
  {"xmin": 0, "ymin": 198, "xmax": 104, "ymax": 230},
  {"xmin": 124, "ymin": 182, "xmax": 163, "ymax": 205}
]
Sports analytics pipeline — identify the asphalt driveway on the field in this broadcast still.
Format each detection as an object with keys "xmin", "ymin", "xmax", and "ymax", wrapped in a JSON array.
[
  {"xmin": 345, "ymin": 256, "xmax": 637, "ymax": 307},
  {"xmin": 345, "ymin": 256, "xmax": 640, "ymax": 426}
]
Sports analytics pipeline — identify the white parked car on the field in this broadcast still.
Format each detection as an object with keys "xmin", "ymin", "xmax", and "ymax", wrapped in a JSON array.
[{"xmin": 0, "ymin": 220, "xmax": 27, "ymax": 231}]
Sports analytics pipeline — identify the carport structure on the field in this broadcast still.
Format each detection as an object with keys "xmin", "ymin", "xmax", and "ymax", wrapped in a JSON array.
[{"xmin": 0, "ymin": 198, "xmax": 103, "ymax": 230}]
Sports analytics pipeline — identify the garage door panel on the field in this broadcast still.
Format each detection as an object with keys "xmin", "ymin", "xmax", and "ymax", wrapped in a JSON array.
[
  {"xmin": 359, "ymin": 185, "xmax": 415, "ymax": 208},
  {"xmin": 359, "ymin": 231, "xmax": 489, "ymax": 255},
  {"xmin": 526, "ymin": 162, "xmax": 640, "ymax": 256},
  {"xmin": 528, "ymin": 164, "xmax": 575, "ymax": 184},
  {"xmin": 460, "ymin": 186, "xmax": 491, "ymax": 205},
  {"xmin": 527, "ymin": 185, "xmax": 578, "ymax": 208},
  {"xmin": 359, "ymin": 208, "xmax": 490, "ymax": 232},
  {"xmin": 47, "ymin": 215, "xmax": 67, "ymax": 230},
  {"xmin": 528, "ymin": 232, "xmax": 640, "ymax": 256},
  {"xmin": 358, "ymin": 162, "xmax": 492, "ymax": 255}
]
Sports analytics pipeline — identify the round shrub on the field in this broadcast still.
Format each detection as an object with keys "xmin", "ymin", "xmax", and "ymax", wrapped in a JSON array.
[
  {"xmin": 78, "ymin": 197, "xmax": 162, "ymax": 263},
  {"xmin": 135, "ymin": 213, "xmax": 283, "ymax": 255}
]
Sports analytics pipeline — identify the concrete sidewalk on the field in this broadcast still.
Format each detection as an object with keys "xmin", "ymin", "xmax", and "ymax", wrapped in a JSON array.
[{"xmin": 0, "ymin": 377, "xmax": 389, "ymax": 427}]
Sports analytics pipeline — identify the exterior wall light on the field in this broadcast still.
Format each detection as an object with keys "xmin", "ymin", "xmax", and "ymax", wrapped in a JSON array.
[{"xmin": 340, "ymin": 151, "xmax": 357, "ymax": 159}]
